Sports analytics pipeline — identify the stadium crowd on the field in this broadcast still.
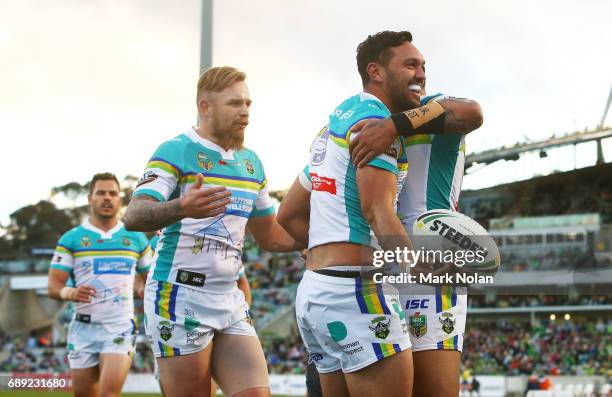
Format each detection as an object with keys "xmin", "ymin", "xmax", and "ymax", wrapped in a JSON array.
[{"xmin": 463, "ymin": 319, "xmax": 612, "ymax": 376}]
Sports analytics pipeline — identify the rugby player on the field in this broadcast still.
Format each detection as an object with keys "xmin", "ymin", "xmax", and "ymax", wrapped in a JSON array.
[
  {"xmin": 48, "ymin": 173, "xmax": 151, "ymax": 397},
  {"xmin": 123, "ymin": 66, "xmax": 302, "ymax": 397},
  {"xmin": 348, "ymin": 77, "xmax": 481, "ymax": 397},
  {"xmin": 279, "ymin": 31, "xmax": 482, "ymax": 397}
]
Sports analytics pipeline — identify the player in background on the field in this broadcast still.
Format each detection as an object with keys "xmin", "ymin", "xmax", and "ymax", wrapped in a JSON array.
[
  {"xmin": 280, "ymin": 32, "xmax": 482, "ymax": 397},
  {"xmin": 48, "ymin": 173, "xmax": 151, "ymax": 397},
  {"xmin": 123, "ymin": 66, "xmax": 303, "ymax": 397}
]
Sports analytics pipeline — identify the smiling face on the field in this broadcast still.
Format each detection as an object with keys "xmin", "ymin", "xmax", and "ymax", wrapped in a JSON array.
[
  {"xmin": 88, "ymin": 179, "xmax": 121, "ymax": 221},
  {"xmin": 378, "ymin": 41, "xmax": 426, "ymax": 111}
]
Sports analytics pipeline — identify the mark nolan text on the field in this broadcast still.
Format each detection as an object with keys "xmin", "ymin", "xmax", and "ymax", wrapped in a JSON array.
[{"xmin": 373, "ymin": 272, "xmax": 494, "ymax": 285}]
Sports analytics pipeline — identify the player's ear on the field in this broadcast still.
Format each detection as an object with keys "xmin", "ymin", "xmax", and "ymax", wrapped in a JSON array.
[
  {"xmin": 367, "ymin": 62, "xmax": 384, "ymax": 83},
  {"xmin": 198, "ymin": 95, "xmax": 212, "ymax": 116}
]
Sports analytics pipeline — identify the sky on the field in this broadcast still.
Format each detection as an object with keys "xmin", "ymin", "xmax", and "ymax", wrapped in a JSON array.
[{"xmin": 1, "ymin": 0, "xmax": 611, "ymax": 225}]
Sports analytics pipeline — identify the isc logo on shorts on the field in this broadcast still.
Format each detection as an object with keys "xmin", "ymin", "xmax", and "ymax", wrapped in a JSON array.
[{"xmin": 405, "ymin": 299, "xmax": 429, "ymax": 310}]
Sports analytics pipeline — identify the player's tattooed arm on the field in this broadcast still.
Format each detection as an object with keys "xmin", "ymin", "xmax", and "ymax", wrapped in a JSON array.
[
  {"xmin": 438, "ymin": 97, "xmax": 483, "ymax": 135},
  {"xmin": 124, "ymin": 174, "xmax": 231, "ymax": 232},
  {"xmin": 349, "ymin": 98, "xmax": 483, "ymax": 167}
]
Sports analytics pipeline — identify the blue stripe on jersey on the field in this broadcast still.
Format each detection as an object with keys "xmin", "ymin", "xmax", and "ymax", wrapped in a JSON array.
[
  {"xmin": 437, "ymin": 341, "xmax": 444, "ymax": 349},
  {"xmin": 393, "ymin": 343, "xmax": 401, "ymax": 353},
  {"xmin": 375, "ymin": 283, "xmax": 392, "ymax": 315},
  {"xmin": 198, "ymin": 171, "xmax": 262, "ymax": 184},
  {"xmin": 372, "ymin": 343, "xmax": 384, "ymax": 361},
  {"xmin": 168, "ymin": 284, "xmax": 178, "ymax": 322},
  {"xmin": 154, "ymin": 282, "xmax": 162, "ymax": 316},
  {"xmin": 354, "ymin": 279, "xmax": 369, "ymax": 314},
  {"xmin": 451, "ymin": 289, "xmax": 457, "ymax": 307},
  {"xmin": 435, "ymin": 287, "xmax": 442, "ymax": 313},
  {"xmin": 150, "ymin": 157, "xmax": 185, "ymax": 176}
]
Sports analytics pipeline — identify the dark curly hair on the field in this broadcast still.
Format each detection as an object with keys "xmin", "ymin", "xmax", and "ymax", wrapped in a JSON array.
[{"xmin": 356, "ymin": 30, "xmax": 413, "ymax": 85}]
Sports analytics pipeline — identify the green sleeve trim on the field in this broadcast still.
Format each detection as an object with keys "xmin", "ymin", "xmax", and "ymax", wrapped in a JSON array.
[
  {"xmin": 133, "ymin": 189, "xmax": 165, "ymax": 202},
  {"xmin": 367, "ymin": 158, "xmax": 397, "ymax": 174},
  {"xmin": 50, "ymin": 264, "xmax": 71, "ymax": 273},
  {"xmin": 250, "ymin": 206, "xmax": 275, "ymax": 218}
]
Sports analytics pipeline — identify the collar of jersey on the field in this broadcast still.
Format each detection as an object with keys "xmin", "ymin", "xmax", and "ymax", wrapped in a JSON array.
[
  {"xmin": 188, "ymin": 127, "xmax": 236, "ymax": 160},
  {"xmin": 359, "ymin": 91, "xmax": 385, "ymax": 105},
  {"xmin": 82, "ymin": 218, "xmax": 124, "ymax": 239}
]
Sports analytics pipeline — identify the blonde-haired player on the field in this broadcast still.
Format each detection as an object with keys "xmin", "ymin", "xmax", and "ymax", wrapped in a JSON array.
[{"xmin": 124, "ymin": 66, "xmax": 303, "ymax": 397}]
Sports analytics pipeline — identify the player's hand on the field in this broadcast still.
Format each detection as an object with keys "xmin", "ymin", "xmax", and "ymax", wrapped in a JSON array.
[
  {"xmin": 73, "ymin": 285, "xmax": 97, "ymax": 303},
  {"xmin": 180, "ymin": 174, "xmax": 231, "ymax": 219},
  {"xmin": 349, "ymin": 118, "xmax": 398, "ymax": 168}
]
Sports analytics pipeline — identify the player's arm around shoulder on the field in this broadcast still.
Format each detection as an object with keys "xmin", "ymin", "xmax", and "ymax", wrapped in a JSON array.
[{"xmin": 433, "ymin": 95, "xmax": 483, "ymax": 134}]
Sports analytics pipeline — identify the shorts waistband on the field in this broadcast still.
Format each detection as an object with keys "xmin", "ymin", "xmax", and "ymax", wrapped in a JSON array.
[{"xmin": 304, "ymin": 268, "xmax": 383, "ymax": 286}]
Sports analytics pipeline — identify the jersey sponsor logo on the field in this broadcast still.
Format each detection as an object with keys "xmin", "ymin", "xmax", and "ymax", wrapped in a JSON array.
[
  {"xmin": 310, "ymin": 173, "xmax": 336, "ymax": 194},
  {"xmin": 369, "ymin": 316, "xmax": 391, "ymax": 339},
  {"xmin": 409, "ymin": 312, "xmax": 427, "ymax": 338},
  {"xmin": 439, "ymin": 312, "xmax": 456, "ymax": 334},
  {"xmin": 176, "ymin": 269, "xmax": 206, "ymax": 287},
  {"xmin": 405, "ymin": 299, "xmax": 430, "ymax": 310},
  {"xmin": 197, "ymin": 152, "xmax": 213, "ymax": 171},
  {"xmin": 243, "ymin": 159, "xmax": 255, "ymax": 174},
  {"xmin": 93, "ymin": 257, "xmax": 133, "ymax": 275},
  {"xmin": 136, "ymin": 171, "xmax": 158, "ymax": 187},
  {"xmin": 121, "ymin": 238, "xmax": 131, "ymax": 247}
]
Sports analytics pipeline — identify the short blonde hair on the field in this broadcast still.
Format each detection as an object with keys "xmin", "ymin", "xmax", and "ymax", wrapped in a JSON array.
[{"xmin": 197, "ymin": 66, "xmax": 246, "ymax": 102}]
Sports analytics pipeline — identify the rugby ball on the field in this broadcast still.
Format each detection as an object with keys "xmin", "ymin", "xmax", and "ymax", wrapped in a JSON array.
[{"xmin": 411, "ymin": 209, "xmax": 500, "ymax": 275}]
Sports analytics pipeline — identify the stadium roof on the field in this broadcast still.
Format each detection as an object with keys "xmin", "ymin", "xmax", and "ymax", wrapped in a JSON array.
[{"xmin": 466, "ymin": 126, "xmax": 612, "ymax": 167}]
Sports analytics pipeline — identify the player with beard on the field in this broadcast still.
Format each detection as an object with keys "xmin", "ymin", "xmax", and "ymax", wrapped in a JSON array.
[
  {"xmin": 280, "ymin": 31, "xmax": 482, "ymax": 397},
  {"xmin": 48, "ymin": 173, "xmax": 151, "ymax": 397},
  {"xmin": 123, "ymin": 66, "xmax": 303, "ymax": 397}
]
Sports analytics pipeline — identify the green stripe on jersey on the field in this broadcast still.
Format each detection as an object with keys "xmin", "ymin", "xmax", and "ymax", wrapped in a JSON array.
[{"xmin": 426, "ymin": 134, "xmax": 462, "ymax": 211}]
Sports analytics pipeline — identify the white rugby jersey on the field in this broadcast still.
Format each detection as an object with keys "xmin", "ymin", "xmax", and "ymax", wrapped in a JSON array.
[
  {"xmin": 132, "ymin": 129, "xmax": 275, "ymax": 292},
  {"xmin": 50, "ymin": 219, "xmax": 151, "ymax": 324},
  {"xmin": 397, "ymin": 94, "xmax": 466, "ymax": 234},
  {"xmin": 306, "ymin": 92, "xmax": 408, "ymax": 249}
]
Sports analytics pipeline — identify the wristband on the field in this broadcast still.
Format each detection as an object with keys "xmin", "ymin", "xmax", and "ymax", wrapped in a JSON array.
[
  {"xmin": 390, "ymin": 101, "xmax": 446, "ymax": 137},
  {"xmin": 59, "ymin": 286, "xmax": 76, "ymax": 301}
]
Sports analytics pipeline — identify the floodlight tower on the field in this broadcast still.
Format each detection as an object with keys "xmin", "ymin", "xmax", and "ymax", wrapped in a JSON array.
[{"xmin": 200, "ymin": 0, "xmax": 213, "ymax": 73}]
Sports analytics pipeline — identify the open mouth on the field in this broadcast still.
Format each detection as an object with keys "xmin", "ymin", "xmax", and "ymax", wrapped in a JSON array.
[{"xmin": 101, "ymin": 204, "xmax": 113, "ymax": 210}]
